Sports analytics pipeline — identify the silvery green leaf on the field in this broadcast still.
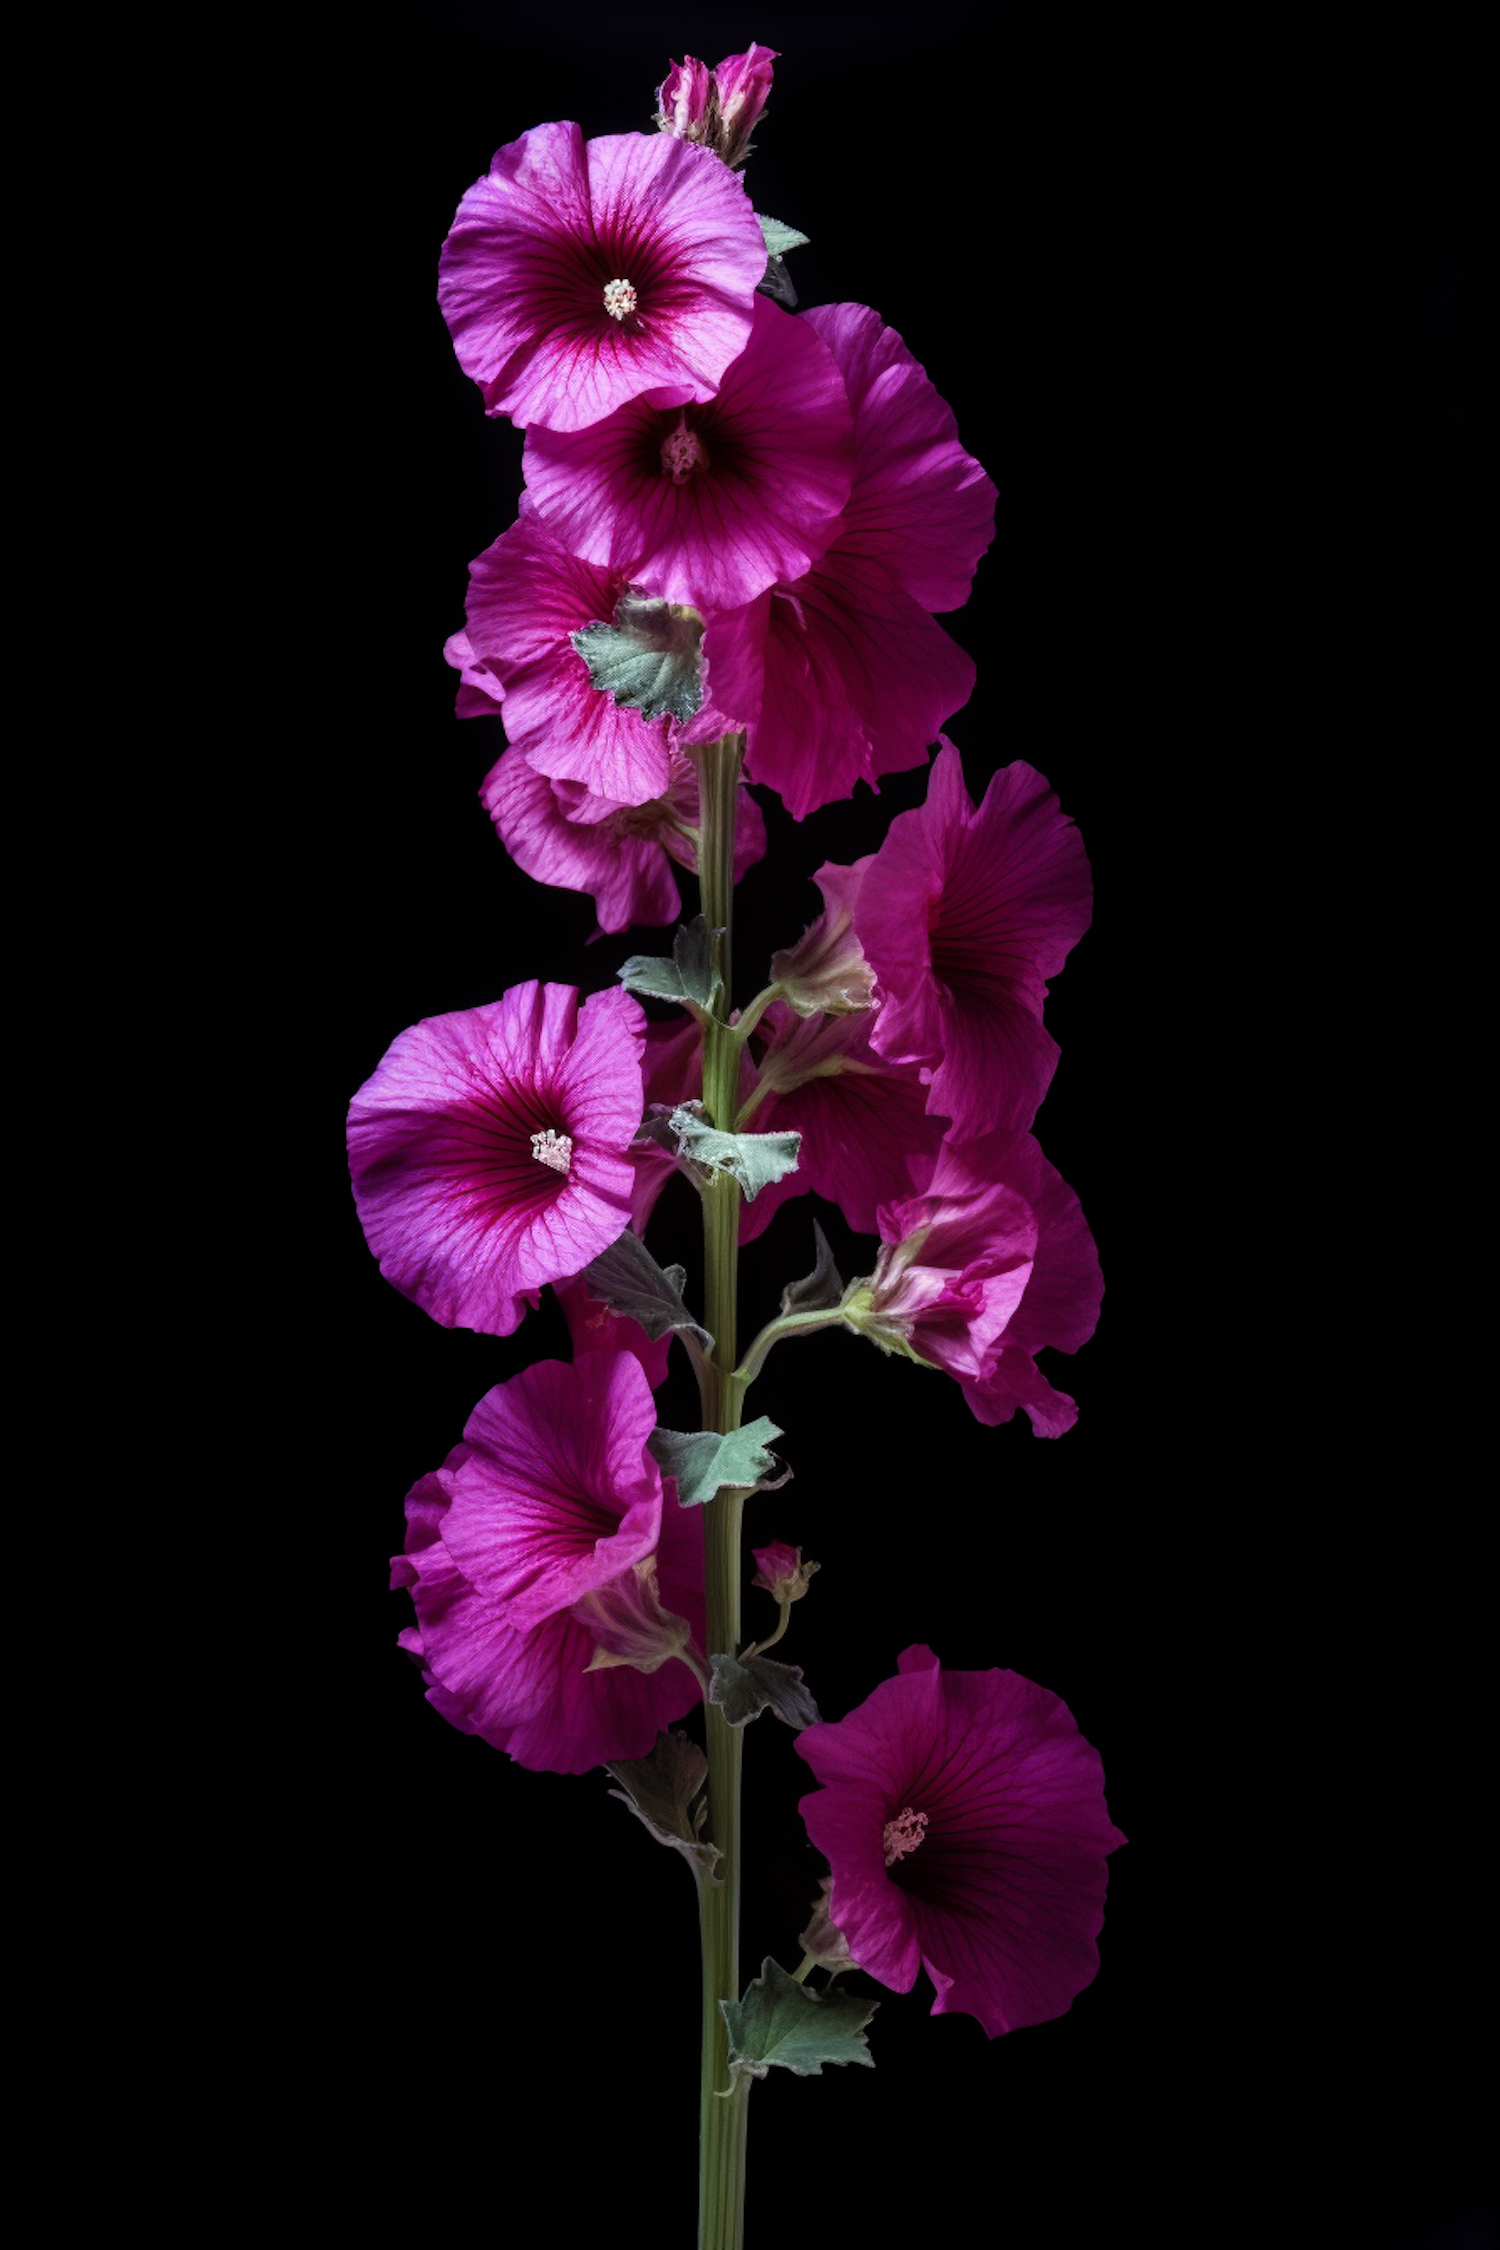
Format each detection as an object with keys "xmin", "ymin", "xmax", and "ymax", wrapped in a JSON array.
[
  {"xmin": 649, "ymin": 1417, "xmax": 788, "ymax": 1507},
  {"xmin": 667, "ymin": 1107, "xmax": 800, "ymax": 1201},
  {"xmin": 722, "ymin": 1958, "xmax": 877, "ymax": 2081},
  {"xmin": 581, "ymin": 1231, "xmax": 713, "ymax": 1354},
  {"xmin": 618, "ymin": 916, "xmax": 723, "ymax": 1013},
  {"xmin": 758, "ymin": 257, "xmax": 798, "ymax": 308},
  {"xmin": 709, "ymin": 1652, "xmax": 819, "ymax": 1729},
  {"xmin": 757, "ymin": 216, "xmax": 810, "ymax": 257},
  {"xmin": 571, "ymin": 590, "xmax": 705, "ymax": 722},
  {"xmin": 780, "ymin": 1220, "xmax": 844, "ymax": 1316},
  {"xmin": 604, "ymin": 1729, "xmax": 721, "ymax": 1887}
]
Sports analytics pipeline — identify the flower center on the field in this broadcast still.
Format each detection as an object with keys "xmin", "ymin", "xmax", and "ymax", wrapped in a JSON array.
[
  {"xmin": 602, "ymin": 278, "xmax": 637, "ymax": 322},
  {"xmin": 660, "ymin": 413, "xmax": 708, "ymax": 484},
  {"xmin": 529, "ymin": 1128, "xmax": 574, "ymax": 1175},
  {"xmin": 882, "ymin": 1807, "xmax": 929, "ymax": 1867}
]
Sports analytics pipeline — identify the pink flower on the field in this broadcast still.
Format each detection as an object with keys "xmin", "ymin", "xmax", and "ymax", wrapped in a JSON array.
[
  {"xmin": 737, "ymin": 1002, "xmax": 949, "ymax": 1245},
  {"xmin": 854, "ymin": 1131, "xmax": 1102, "ymax": 1437},
  {"xmin": 737, "ymin": 304, "xmax": 996, "ymax": 818},
  {"xmin": 858, "ymin": 741, "xmax": 1093, "ymax": 1138},
  {"xmin": 523, "ymin": 296, "xmax": 854, "ymax": 610},
  {"xmin": 796, "ymin": 1645, "xmax": 1126, "ymax": 2037},
  {"xmin": 442, "ymin": 628, "xmax": 505, "ymax": 719},
  {"xmin": 438, "ymin": 121, "xmax": 766, "ymax": 433},
  {"xmin": 347, "ymin": 983, "xmax": 644, "ymax": 1337},
  {"xmin": 480, "ymin": 744, "xmax": 766, "ymax": 936},
  {"xmin": 656, "ymin": 45, "xmax": 778, "ymax": 168},
  {"xmin": 392, "ymin": 1357, "xmax": 705, "ymax": 1773}
]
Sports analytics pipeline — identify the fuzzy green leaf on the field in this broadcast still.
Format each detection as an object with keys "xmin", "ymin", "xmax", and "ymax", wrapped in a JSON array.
[
  {"xmin": 649, "ymin": 1417, "xmax": 787, "ymax": 1507},
  {"xmin": 571, "ymin": 591, "xmax": 705, "ymax": 722},
  {"xmin": 780, "ymin": 1220, "xmax": 845, "ymax": 1316},
  {"xmin": 581, "ymin": 1232, "xmax": 712, "ymax": 1354},
  {"xmin": 722, "ymin": 1958, "xmax": 877, "ymax": 2081},
  {"xmin": 667, "ymin": 1107, "xmax": 800, "ymax": 1201},
  {"xmin": 604, "ymin": 1729, "xmax": 721, "ymax": 1887},
  {"xmin": 709, "ymin": 1652, "xmax": 819, "ymax": 1729},
  {"xmin": 757, "ymin": 215, "xmax": 810, "ymax": 257},
  {"xmin": 618, "ymin": 917, "xmax": 722, "ymax": 1012}
]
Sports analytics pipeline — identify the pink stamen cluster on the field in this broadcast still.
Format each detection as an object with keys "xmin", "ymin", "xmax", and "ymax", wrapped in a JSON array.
[{"xmin": 882, "ymin": 1807, "xmax": 929, "ymax": 1866}]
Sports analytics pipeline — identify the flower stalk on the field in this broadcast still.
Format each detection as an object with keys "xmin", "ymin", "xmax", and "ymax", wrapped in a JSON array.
[{"xmin": 694, "ymin": 733, "xmax": 751, "ymax": 2250}]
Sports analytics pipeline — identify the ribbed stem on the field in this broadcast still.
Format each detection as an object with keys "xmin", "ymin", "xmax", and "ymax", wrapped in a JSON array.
[{"xmin": 695, "ymin": 735, "xmax": 749, "ymax": 2250}]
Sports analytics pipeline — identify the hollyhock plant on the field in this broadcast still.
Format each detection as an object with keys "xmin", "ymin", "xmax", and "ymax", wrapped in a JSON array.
[
  {"xmin": 347, "ymin": 982, "xmax": 644, "ymax": 1336},
  {"xmin": 524, "ymin": 295, "xmax": 854, "ymax": 610},
  {"xmin": 438, "ymin": 121, "xmax": 767, "ymax": 433},
  {"xmin": 479, "ymin": 742, "xmax": 765, "ymax": 936},
  {"xmin": 737, "ymin": 303, "xmax": 997, "ymax": 818},
  {"xmin": 797, "ymin": 1646, "xmax": 1126, "ymax": 2035},
  {"xmin": 393, "ymin": 1356, "xmax": 705, "ymax": 1773},
  {"xmin": 370, "ymin": 48, "xmax": 1117, "ymax": 2246},
  {"xmin": 857, "ymin": 739, "xmax": 1093, "ymax": 1137},
  {"xmin": 656, "ymin": 44, "xmax": 778, "ymax": 168}
]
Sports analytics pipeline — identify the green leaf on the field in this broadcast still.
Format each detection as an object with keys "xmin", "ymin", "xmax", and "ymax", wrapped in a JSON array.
[
  {"xmin": 757, "ymin": 215, "xmax": 810, "ymax": 258},
  {"xmin": 780, "ymin": 1219, "xmax": 845, "ymax": 1316},
  {"xmin": 581, "ymin": 1231, "xmax": 713, "ymax": 1355},
  {"xmin": 604, "ymin": 1729, "xmax": 721, "ymax": 1887},
  {"xmin": 722, "ymin": 1958, "xmax": 877, "ymax": 2081},
  {"xmin": 668, "ymin": 1107, "xmax": 801, "ymax": 1201},
  {"xmin": 618, "ymin": 916, "xmax": 723, "ymax": 1013},
  {"xmin": 649, "ymin": 1417, "xmax": 788, "ymax": 1507},
  {"xmin": 571, "ymin": 590, "xmax": 705, "ymax": 722},
  {"xmin": 709, "ymin": 1652, "xmax": 819, "ymax": 1729}
]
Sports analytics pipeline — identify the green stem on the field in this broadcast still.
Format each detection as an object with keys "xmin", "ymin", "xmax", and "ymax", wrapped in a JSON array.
[
  {"xmin": 734, "ymin": 1306, "xmax": 849, "ymax": 1388},
  {"xmin": 695, "ymin": 735, "xmax": 750, "ymax": 2250}
]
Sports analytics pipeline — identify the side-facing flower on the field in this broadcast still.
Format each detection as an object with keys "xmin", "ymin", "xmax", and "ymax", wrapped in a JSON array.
[
  {"xmin": 768, "ymin": 859, "xmax": 876, "ymax": 1016},
  {"xmin": 736, "ymin": 303, "xmax": 997, "ymax": 818},
  {"xmin": 348, "ymin": 982, "xmax": 644, "ymax": 1336},
  {"xmin": 524, "ymin": 296, "xmax": 854, "ymax": 610},
  {"xmin": 796, "ymin": 1646, "xmax": 1126, "ymax": 2037},
  {"xmin": 857, "ymin": 740, "xmax": 1093, "ymax": 1137},
  {"xmin": 392, "ymin": 1356, "xmax": 705, "ymax": 1773},
  {"xmin": 656, "ymin": 44, "xmax": 778, "ymax": 168},
  {"xmin": 848, "ymin": 1130, "xmax": 1102, "ymax": 1436},
  {"xmin": 479, "ymin": 743, "xmax": 766, "ymax": 936},
  {"xmin": 439, "ymin": 121, "xmax": 766, "ymax": 432}
]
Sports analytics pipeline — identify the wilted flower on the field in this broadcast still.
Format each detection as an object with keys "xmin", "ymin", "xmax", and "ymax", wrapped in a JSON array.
[
  {"xmin": 439, "ymin": 121, "xmax": 766, "ymax": 432},
  {"xmin": 656, "ymin": 44, "xmax": 778, "ymax": 168},
  {"xmin": 796, "ymin": 1645, "xmax": 1126, "ymax": 2036},
  {"xmin": 524, "ymin": 296, "xmax": 854, "ymax": 611},
  {"xmin": 392, "ymin": 1357, "xmax": 704, "ymax": 1772},
  {"xmin": 857, "ymin": 741, "xmax": 1093, "ymax": 1138},
  {"xmin": 347, "ymin": 982, "xmax": 644, "ymax": 1336},
  {"xmin": 750, "ymin": 1542, "xmax": 820, "ymax": 1603}
]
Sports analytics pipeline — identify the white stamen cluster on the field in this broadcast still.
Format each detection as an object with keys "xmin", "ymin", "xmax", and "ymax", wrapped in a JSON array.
[
  {"xmin": 529, "ymin": 1128, "xmax": 574, "ymax": 1175},
  {"xmin": 882, "ymin": 1807, "xmax": 929, "ymax": 1867},
  {"xmin": 602, "ymin": 278, "xmax": 638, "ymax": 322}
]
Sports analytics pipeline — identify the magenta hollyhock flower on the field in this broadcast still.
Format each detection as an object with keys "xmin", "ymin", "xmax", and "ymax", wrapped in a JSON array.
[
  {"xmin": 857, "ymin": 1130, "xmax": 1102, "ymax": 1437},
  {"xmin": 796, "ymin": 1645, "xmax": 1126, "ymax": 2036},
  {"xmin": 347, "ymin": 983, "xmax": 644, "ymax": 1337},
  {"xmin": 438, "ymin": 121, "xmax": 766, "ymax": 433},
  {"xmin": 480, "ymin": 743, "xmax": 765, "ymax": 936},
  {"xmin": 735, "ymin": 303, "xmax": 996, "ymax": 819},
  {"xmin": 392, "ymin": 1356, "xmax": 705, "ymax": 1773},
  {"xmin": 857, "ymin": 740, "xmax": 1092, "ymax": 1138},
  {"xmin": 442, "ymin": 628, "xmax": 505, "ymax": 719},
  {"xmin": 656, "ymin": 44, "xmax": 778, "ymax": 168},
  {"xmin": 523, "ymin": 297, "xmax": 854, "ymax": 610},
  {"xmin": 738, "ymin": 1001, "xmax": 949, "ymax": 1245}
]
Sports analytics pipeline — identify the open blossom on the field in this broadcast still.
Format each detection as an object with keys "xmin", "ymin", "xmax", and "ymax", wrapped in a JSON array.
[
  {"xmin": 854, "ymin": 1130, "xmax": 1102, "ymax": 1436},
  {"xmin": 738, "ymin": 304, "xmax": 996, "ymax": 818},
  {"xmin": 479, "ymin": 743, "xmax": 765, "ymax": 936},
  {"xmin": 438, "ymin": 121, "xmax": 766, "ymax": 432},
  {"xmin": 392, "ymin": 1356, "xmax": 705, "ymax": 1773},
  {"xmin": 524, "ymin": 296, "xmax": 854, "ymax": 611},
  {"xmin": 857, "ymin": 740, "xmax": 1093, "ymax": 1138},
  {"xmin": 796, "ymin": 1645, "xmax": 1126, "ymax": 2037},
  {"xmin": 347, "ymin": 983, "xmax": 644, "ymax": 1337},
  {"xmin": 656, "ymin": 44, "xmax": 778, "ymax": 168}
]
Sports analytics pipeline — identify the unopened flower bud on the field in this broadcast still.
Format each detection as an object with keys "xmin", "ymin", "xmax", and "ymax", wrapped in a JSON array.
[
  {"xmin": 654, "ymin": 44, "xmax": 779, "ymax": 169},
  {"xmin": 750, "ymin": 1541, "xmax": 820, "ymax": 1605}
]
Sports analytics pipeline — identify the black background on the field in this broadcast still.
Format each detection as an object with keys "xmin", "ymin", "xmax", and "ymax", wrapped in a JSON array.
[{"xmin": 206, "ymin": 6, "xmax": 1487, "ymax": 2244}]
